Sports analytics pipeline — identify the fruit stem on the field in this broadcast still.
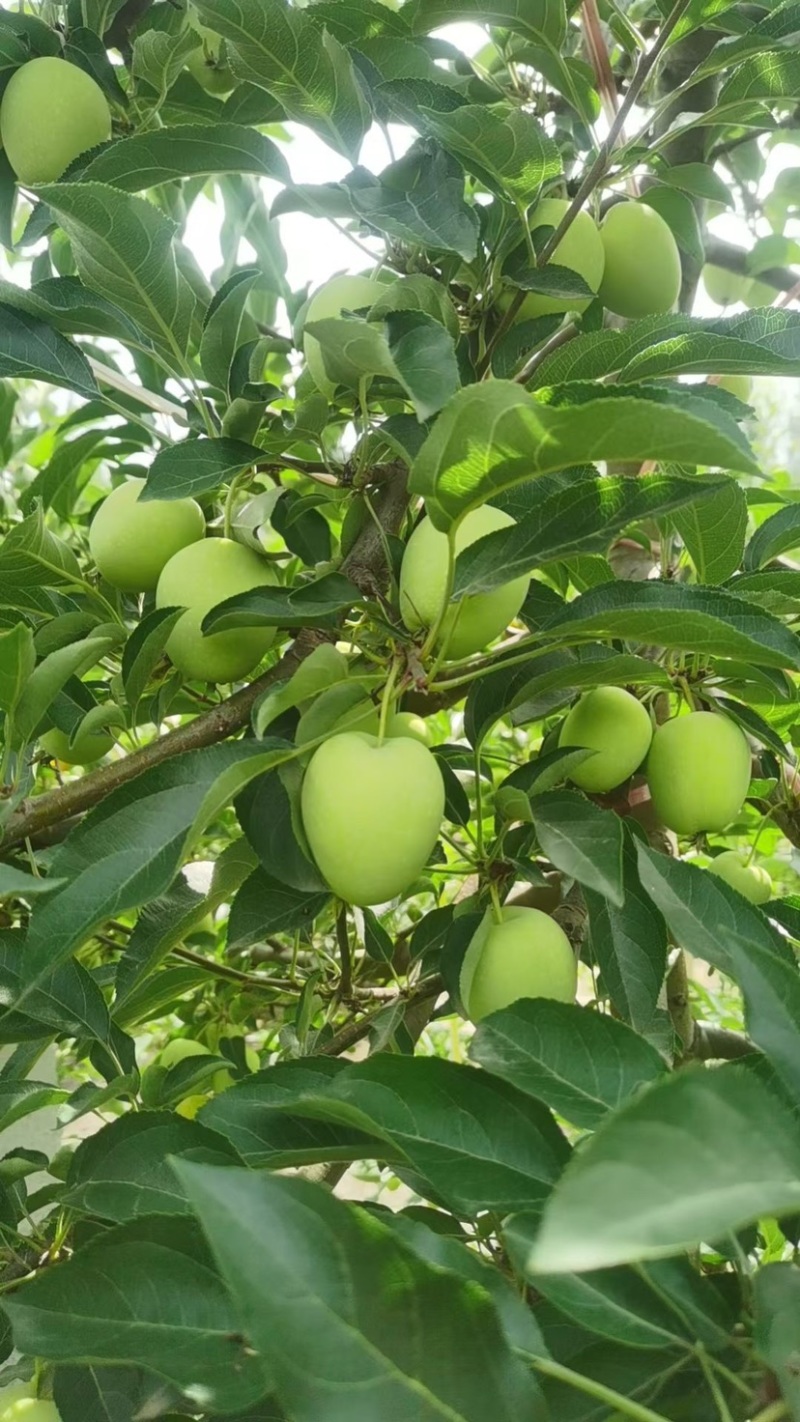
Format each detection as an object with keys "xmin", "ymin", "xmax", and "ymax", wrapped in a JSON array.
[
  {"xmin": 677, "ymin": 676, "xmax": 696, "ymax": 711},
  {"xmin": 489, "ymin": 882, "xmax": 504, "ymax": 926},
  {"xmin": 377, "ymin": 658, "xmax": 401, "ymax": 746}
]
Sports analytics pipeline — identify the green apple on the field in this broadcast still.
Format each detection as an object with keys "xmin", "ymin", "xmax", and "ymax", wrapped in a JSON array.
[
  {"xmin": 460, "ymin": 906, "xmax": 577, "ymax": 1022},
  {"xmin": 159, "ymin": 1038, "xmax": 208, "ymax": 1070},
  {"xmin": 0, "ymin": 1385, "xmax": 35, "ymax": 1415},
  {"xmin": 301, "ymin": 732, "xmax": 445, "ymax": 905},
  {"xmin": 175, "ymin": 1093, "xmax": 208, "ymax": 1119},
  {"xmin": 156, "ymin": 537, "xmax": 277, "ymax": 684},
  {"xmin": 598, "ymin": 202, "xmax": 682, "ymax": 319},
  {"xmin": 0, "ymin": 1401, "xmax": 61, "ymax": 1422},
  {"xmin": 717, "ymin": 374, "xmax": 752, "ymax": 401},
  {"xmin": 506, "ymin": 198, "xmax": 605, "ymax": 319},
  {"xmin": 647, "ymin": 711, "xmax": 752, "ymax": 835},
  {"xmin": 744, "ymin": 277, "xmax": 776, "ymax": 307},
  {"xmin": 41, "ymin": 725, "xmax": 114, "ymax": 767},
  {"xmin": 702, "ymin": 264, "xmax": 748, "ymax": 307},
  {"xmin": 89, "ymin": 477, "xmax": 205, "ymax": 593},
  {"xmin": 0, "ymin": 57, "xmax": 111, "ymax": 185},
  {"xmin": 706, "ymin": 849, "xmax": 772, "ymax": 904},
  {"xmin": 559, "ymin": 686, "xmax": 653, "ymax": 793},
  {"xmin": 213, "ymin": 1043, "xmax": 260, "ymax": 1093},
  {"xmin": 388, "ymin": 710, "xmax": 431, "ymax": 745},
  {"xmin": 399, "ymin": 504, "xmax": 529, "ymax": 660},
  {"xmin": 185, "ymin": 12, "xmax": 235, "ymax": 94},
  {"xmin": 303, "ymin": 274, "xmax": 387, "ymax": 396}
]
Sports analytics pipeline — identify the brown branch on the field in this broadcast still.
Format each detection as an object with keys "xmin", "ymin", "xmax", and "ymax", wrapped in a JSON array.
[
  {"xmin": 319, "ymin": 975, "xmax": 444, "ymax": 1057},
  {"xmin": 667, "ymin": 949, "xmax": 696, "ymax": 1058},
  {"xmin": 704, "ymin": 235, "xmax": 799, "ymax": 296},
  {"xmin": 2, "ymin": 465, "xmax": 409, "ymax": 852},
  {"xmin": 690, "ymin": 1023, "xmax": 755, "ymax": 1062},
  {"xmin": 335, "ymin": 903, "xmax": 353, "ymax": 999}
]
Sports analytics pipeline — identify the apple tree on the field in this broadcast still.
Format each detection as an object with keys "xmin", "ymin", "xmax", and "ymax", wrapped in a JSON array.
[{"xmin": 0, "ymin": 0, "xmax": 798, "ymax": 1418}]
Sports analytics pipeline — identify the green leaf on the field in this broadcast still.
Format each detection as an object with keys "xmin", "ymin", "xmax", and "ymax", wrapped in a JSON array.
[
  {"xmin": 53, "ymin": 1365, "xmax": 183, "ymax": 1422},
  {"xmin": 541, "ymin": 580, "xmax": 800, "ymax": 671},
  {"xmin": 0, "ymin": 623, "xmax": 35, "ymax": 718},
  {"xmin": 193, "ymin": 0, "xmax": 372, "ymax": 161},
  {"xmin": 4, "ymin": 1216, "xmax": 268, "ymax": 1412},
  {"xmin": 0, "ymin": 931, "xmax": 111, "ymax": 1046},
  {"xmin": 82, "ymin": 122, "xmax": 290, "ymax": 190},
  {"xmin": 0, "ymin": 865, "xmax": 63, "ymax": 901},
  {"xmin": 671, "ymin": 476, "xmax": 748, "ymax": 584},
  {"xmin": 121, "ymin": 606, "xmax": 184, "ymax": 711},
  {"xmin": 640, "ymin": 187, "xmax": 704, "ymax": 265},
  {"xmin": 18, "ymin": 743, "xmax": 297, "ymax": 1014},
  {"xmin": 0, "ymin": 275, "xmax": 145, "ymax": 342},
  {"xmin": 586, "ymin": 837, "xmax": 669, "ymax": 1039},
  {"xmin": 410, "ymin": 382, "xmax": 758, "ymax": 530},
  {"xmin": 63, "ymin": 1111, "xmax": 243, "ymax": 1222},
  {"xmin": 754, "ymin": 1264, "xmax": 800, "ymax": 1420},
  {"xmin": 0, "ymin": 1079, "xmax": 67, "ymax": 1132},
  {"xmin": 454, "ymin": 472, "xmax": 727, "ymax": 597},
  {"xmin": 743, "ymin": 502, "xmax": 800, "ymax": 570},
  {"xmin": 203, "ymin": 574, "xmax": 365, "ymax": 632},
  {"xmin": 176, "ymin": 1162, "xmax": 547, "ymax": 1422},
  {"xmin": 199, "ymin": 1060, "xmax": 378, "ymax": 1167},
  {"xmin": 420, "ymin": 104, "xmax": 561, "ymax": 207},
  {"xmin": 131, "ymin": 26, "xmax": 201, "ymax": 103},
  {"xmin": 409, "ymin": 0, "xmax": 566, "ymax": 47},
  {"xmin": 0, "ymin": 303, "xmax": 98, "ymax": 400},
  {"xmin": 142, "ymin": 436, "xmax": 262, "ymax": 501},
  {"xmin": 227, "ymin": 867, "xmax": 330, "ymax": 948},
  {"xmin": 0, "ymin": 508, "xmax": 82, "ymax": 612},
  {"xmin": 384, "ymin": 310, "xmax": 460, "ymax": 421},
  {"xmin": 726, "ymin": 931, "xmax": 800, "ymax": 1103},
  {"xmin": 14, "ymin": 633, "xmax": 119, "ymax": 744},
  {"xmin": 470, "ymin": 1000, "xmax": 666, "ymax": 1130},
  {"xmin": 528, "ymin": 1066, "xmax": 800, "ymax": 1273},
  {"xmin": 38, "ymin": 183, "xmax": 196, "ymax": 365},
  {"xmin": 531, "ymin": 790, "xmax": 625, "ymax": 906},
  {"xmin": 636, "ymin": 844, "xmax": 794, "ymax": 977},
  {"xmin": 656, "ymin": 162, "xmax": 733, "ymax": 207},
  {"xmin": 199, "ymin": 267, "xmax": 261, "ymax": 396}
]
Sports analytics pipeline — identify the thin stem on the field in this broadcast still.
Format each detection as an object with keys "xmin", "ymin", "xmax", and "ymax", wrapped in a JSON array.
[
  {"xmin": 695, "ymin": 1345, "xmax": 735, "ymax": 1422},
  {"xmin": 377, "ymin": 659, "xmax": 400, "ymax": 746},
  {"xmin": 532, "ymin": 1357, "xmax": 672, "ymax": 1422},
  {"xmin": 535, "ymin": 0, "xmax": 692, "ymax": 271},
  {"xmin": 335, "ymin": 903, "xmax": 353, "ymax": 998},
  {"xmin": 489, "ymin": 882, "xmax": 504, "ymax": 925},
  {"xmin": 751, "ymin": 1405, "xmax": 788, "ymax": 1422}
]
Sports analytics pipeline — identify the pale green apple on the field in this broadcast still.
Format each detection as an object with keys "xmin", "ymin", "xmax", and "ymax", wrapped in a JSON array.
[
  {"xmin": 185, "ymin": 12, "xmax": 235, "ymax": 94},
  {"xmin": 303, "ymin": 274, "xmax": 387, "ymax": 396},
  {"xmin": 0, "ymin": 1385, "xmax": 35, "ymax": 1416},
  {"xmin": 0, "ymin": 1401, "xmax": 61, "ymax": 1422},
  {"xmin": 0, "ymin": 57, "xmax": 111, "ymax": 184},
  {"xmin": 41, "ymin": 725, "xmax": 114, "ymax": 767},
  {"xmin": 559, "ymin": 686, "xmax": 653, "ymax": 793},
  {"xmin": 599, "ymin": 202, "xmax": 682, "ymax": 318},
  {"xmin": 159, "ymin": 1038, "xmax": 208, "ymax": 1070},
  {"xmin": 507, "ymin": 198, "xmax": 605, "ymax": 319},
  {"xmin": 460, "ymin": 905, "xmax": 577, "ymax": 1022},
  {"xmin": 706, "ymin": 849, "xmax": 771, "ymax": 904},
  {"xmin": 156, "ymin": 537, "xmax": 277, "ymax": 684},
  {"xmin": 744, "ymin": 276, "xmax": 776, "ymax": 307},
  {"xmin": 647, "ymin": 712, "xmax": 751, "ymax": 835},
  {"xmin": 717, "ymin": 374, "xmax": 752, "ymax": 401},
  {"xmin": 301, "ymin": 732, "xmax": 444, "ymax": 905},
  {"xmin": 702, "ymin": 264, "xmax": 748, "ymax": 307},
  {"xmin": 388, "ymin": 710, "xmax": 431, "ymax": 745},
  {"xmin": 89, "ymin": 477, "xmax": 205, "ymax": 593},
  {"xmin": 399, "ymin": 504, "xmax": 529, "ymax": 660}
]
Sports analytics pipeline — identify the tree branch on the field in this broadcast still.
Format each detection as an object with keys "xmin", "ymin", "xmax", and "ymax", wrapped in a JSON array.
[
  {"xmin": 2, "ymin": 464, "xmax": 409, "ymax": 852},
  {"xmin": 320, "ymin": 975, "xmax": 444, "ymax": 1057},
  {"xmin": 690, "ymin": 1023, "xmax": 755, "ymax": 1062},
  {"xmin": 704, "ymin": 235, "xmax": 799, "ymax": 295}
]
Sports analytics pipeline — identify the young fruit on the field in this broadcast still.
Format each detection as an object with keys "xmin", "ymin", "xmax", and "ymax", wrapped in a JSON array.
[
  {"xmin": 301, "ymin": 732, "xmax": 444, "ymax": 905},
  {"xmin": 89, "ymin": 477, "xmax": 205, "ymax": 593},
  {"xmin": 460, "ymin": 906, "xmax": 577, "ymax": 1022},
  {"xmin": 388, "ymin": 711, "xmax": 431, "ymax": 746},
  {"xmin": 159, "ymin": 1038, "xmax": 209, "ymax": 1071},
  {"xmin": 175, "ymin": 1094, "xmax": 208, "ymax": 1120},
  {"xmin": 507, "ymin": 198, "xmax": 605, "ymax": 319},
  {"xmin": 702, "ymin": 264, "xmax": 748, "ymax": 306},
  {"xmin": 0, "ymin": 1401, "xmax": 61, "ymax": 1422},
  {"xmin": 717, "ymin": 374, "xmax": 752, "ymax": 402},
  {"xmin": 559, "ymin": 686, "xmax": 653, "ymax": 793},
  {"xmin": 0, "ymin": 1385, "xmax": 35, "ymax": 1416},
  {"xmin": 0, "ymin": 58, "xmax": 111, "ymax": 185},
  {"xmin": 40, "ymin": 725, "xmax": 114, "ymax": 767},
  {"xmin": 598, "ymin": 202, "xmax": 682, "ymax": 318},
  {"xmin": 744, "ymin": 276, "xmax": 775, "ymax": 307},
  {"xmin": 647, "ymin": 711, "xmax": 751, "ymax": 835},
  {"xmin": 706, "ymin": 849, "xmax": 772, "ymax": 905},
  {"xmin": 156, "ymin": 537, "xmax": 277, "ymax": 683},
  {"xmin": 185, "ymin": 12, "xmax": 235, "ymax": 94},
  {"xmin": 303, "ymin": 274, "xmax": 387, "ymax": 396},
  {"xmin": 399, "ymin": 505, "xmax": 529, "ymax": 660}
]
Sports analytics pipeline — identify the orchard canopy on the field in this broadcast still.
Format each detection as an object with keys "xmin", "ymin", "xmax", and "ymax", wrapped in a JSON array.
[{"xmin": 2, "ymin": 0, "xmax": 800, "ymax": 1419}]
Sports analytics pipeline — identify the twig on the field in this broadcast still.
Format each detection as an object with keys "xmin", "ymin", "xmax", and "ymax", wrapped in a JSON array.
[
  {"xmin": 335, "ymin": 903, "xmax": 353, "ymax": 999},
  {"xmin": 87, "ymin": 358, "xmax": 187, "ymax": 422},
  {"xmin": 690, "ymin": 1024, "xmax": 755, "ymax": 1062},
  {"xmin": 319, "ymin": 975, "xmax": 444, "ymax": 1057},
  {"xmin": 515, "ymin": 321, "xmax": 579, "ymax": 384}
]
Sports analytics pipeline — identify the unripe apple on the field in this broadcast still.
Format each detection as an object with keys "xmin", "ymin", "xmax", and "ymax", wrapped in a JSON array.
[
  {"xmin": 156, "ymin": 537, "xmax": 277, "ymax": 683},
  {"xmin": 399, "ymin": 504, "xmax": 529, "ymax": 660},
  {"xmin": 706, "ymin": 849, "xmax": 771, "ymax": 904},
  {"xmin": 159, "ymin": 1038, "xmax": 208, "ymax": 1070},
  {"xmin": 0, "ymin": 58, "xmax": 111, "ymax": 185},
  {"xmin": 388, "ymin": 710, "xmax": 431, "ymax": 746},
  {"xmin": 40, "ymin": 725, "xmax": 114, "ymax": 767},
  {"xmin": 0, "ymin": 1384, "xmax": 35, "ymax": 1415},
  {"xmin": 460, "ymin": 906, "xmax": 577, "ymax": 1022},
  {"xmin": 744, "ymin": 276, "xmax": 776, "ymax": 307},
  {"xmin": 185, "ymin": 12, "xmax": 235, "ymax": 95},
  {"xmin": 89, "ymin": 478, "xmax": 205, "ymax": 593},
  {"xmin": 213, "ymin": 1043, "xmax": 260, "ymax": 1093},
  {"xmin": 301, "ymin": 732, "xmax": 444, "ymax": 905},
  {"xmin": 647, "ymin": 711, "xmax": 751, "ymax": 835},
  {"xmin": 717, "ymin": 374, "xmax": 752, "ymax": 402},
  {"xmin": 1, "ymin": 1401, "xmax": 61, "ymax": 1422},
  {"xmin": 303, "ymin": 274, "xmax": 387, "ymax": 396},
  {"xmin": 702, "ymin": 264, "xmax": 748, "ymax": 307},
  {"xmin": 559, "ymin": 686, "xmax": 653, "ymax": 793},
  {"xmin": 506, "ymin": 198, "xmax": 605, "ymax": 319},
  {"xmin": 175, "ymin": 1093, "xmax": 208, "ymax": 1120},
  {"xmin": 598, "ymin": 202, "xmax": 682, "ymax": 318}
]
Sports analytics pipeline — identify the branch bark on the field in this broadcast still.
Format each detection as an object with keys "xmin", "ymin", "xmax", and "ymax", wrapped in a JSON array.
[{"xmin": 2, "ymin": 464, "xmax": 409, "ymax": 852}]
